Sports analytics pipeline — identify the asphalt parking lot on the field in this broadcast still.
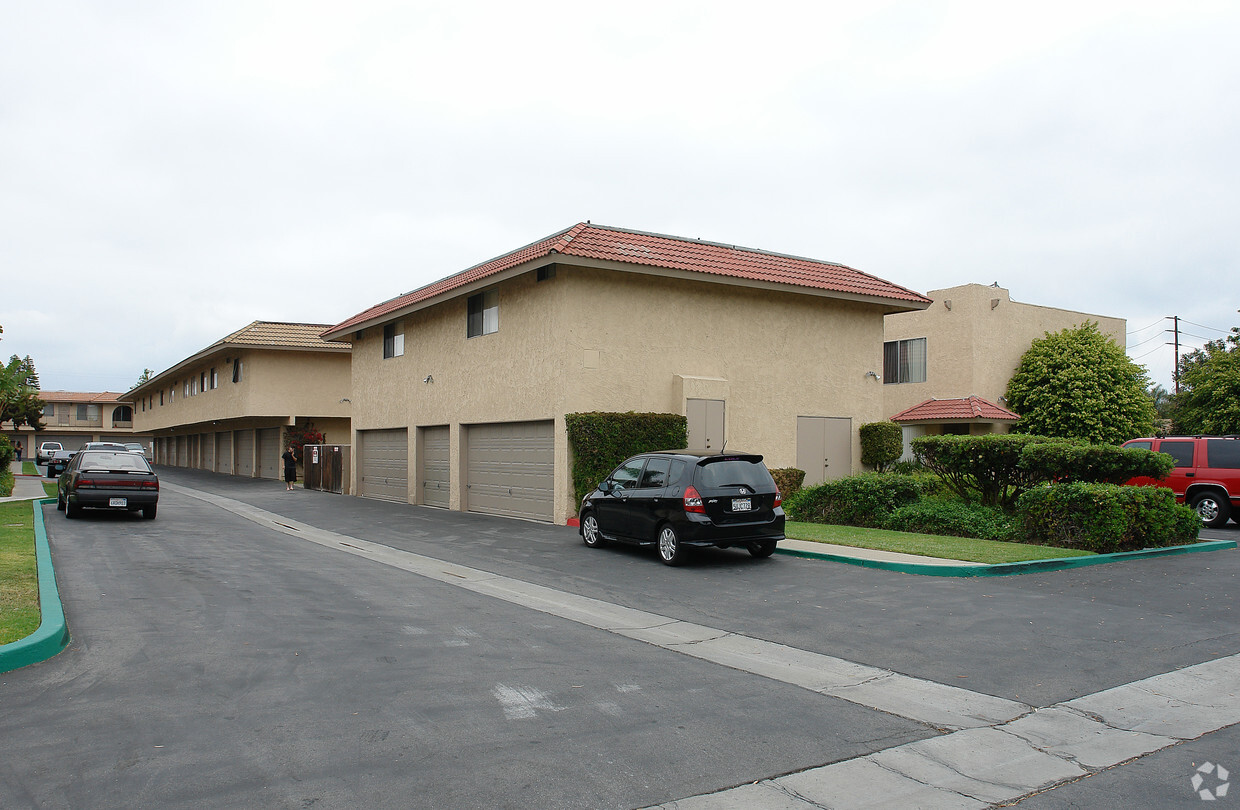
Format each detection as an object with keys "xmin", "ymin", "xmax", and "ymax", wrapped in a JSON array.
[{"xmin": 2, "ymin": 468, "xmax": 1237, "ymax": 808}]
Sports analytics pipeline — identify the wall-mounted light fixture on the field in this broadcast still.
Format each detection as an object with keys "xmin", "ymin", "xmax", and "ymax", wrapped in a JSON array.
[
  {"xmin": 339, "ymin": 398, "xmax": 351, "ymax": 404},
  {"xmin": 423, "ymin": 375, "xmax": 433, "ymax": 384},
  {"xmin": 943, "ymin": 300, "xmax": 952, "ymax": 311},
  {"xmin": 865, "ymin": 371, "xmax": 880, "ymax": 380}
]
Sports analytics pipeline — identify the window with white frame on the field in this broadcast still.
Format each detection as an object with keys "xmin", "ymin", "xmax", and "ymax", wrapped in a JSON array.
[
  {"xmin": 883, "ymin": 338, "xmax": 927, "ymax": 384},
  {"xmin": 210, "ymin": 368, "xmax": 218, "ymax": 389},
  {"xmin": 383, "ymin": 322, "xmax": 404, "ymax": 358},
  {"xmin": 467, "ymin": 290, "xmax": 498, "ymax": 338}
]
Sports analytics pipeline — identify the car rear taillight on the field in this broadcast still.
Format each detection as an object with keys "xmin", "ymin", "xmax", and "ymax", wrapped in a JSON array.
[
  {"xmin": 683, "ymin": 486, "xmax": 705, "ymax": 514},
  {"xmin": 774, "ymin": 489, "xmax": 782, "ymax": 508},
  {"xmin": 76, "ymin": 478, "xmax": 98, "ymax": 489}
]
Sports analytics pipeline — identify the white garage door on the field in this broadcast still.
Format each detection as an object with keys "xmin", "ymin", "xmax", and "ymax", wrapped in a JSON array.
[
  {"xmin": 202, "ymin": 433, "xmax": 216, "ymax": 471},
  {"xmin": 217, "ymin": 432, "xmax": 234, "ymax": 474},
  {"xmin": 257, "ymin": 428, "xmax": 281, "ymax": 479},
  {"xmin": 235, "ymin": 429, "xmax": 255, "ymax": 477},
  {"xmin": 421, "ymin": 426, "xmax": 450, "ymax": 508},
  {"xmin": 466, "ymin": 421, "xmax": 554, "ymax": 522},
  {"xmin": 358, "ymin": 428, "xmax": 409, "ymax": 502}
]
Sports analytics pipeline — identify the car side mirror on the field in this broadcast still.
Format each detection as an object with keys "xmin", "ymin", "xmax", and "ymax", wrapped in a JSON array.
[{"xmin": 599, "ymin": 480, "xmax": 614, "ymax": 493}]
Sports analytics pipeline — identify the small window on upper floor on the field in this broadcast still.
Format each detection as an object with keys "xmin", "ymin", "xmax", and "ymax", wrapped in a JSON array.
[
  {"xmin": 159, "ymin": 391, "xmax": 164, "ymax": 406},
  {"xmin": 883, "ymin": 338, "xmax": 927, "ymax": 384},
  {"xmin": 185, "ymin": 381, "xmax": 191, "ymax": 397},
  {"xmin": 43, "ymin": 403, "xmax": 54, "ymax": 417},
  {"xmin": 383, "ymin": 323, "xmax": 405, "ymax": 358},
  {"xmin": 467, "ymin": 290, "xmax": 498, "ymax": 338},
  {"xmin": 232, "ymin": 358, "xmax": 243, "ymax": 383},
  {"xmin": 210, "ymin": 368, "xmax": 218, "ymax": 389}
]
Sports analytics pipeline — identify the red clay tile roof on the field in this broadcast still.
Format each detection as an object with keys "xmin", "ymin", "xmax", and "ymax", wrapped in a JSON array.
[
  {"xmin": 323, "ymin": 223, "xmax": 931, "ymax": 338},
  {"xmin": 38, "ymin": 391, "xmax": 127, "ymax": 404},
  {"xmin": 890, "ymin": 396, "xmax": 1021, "ymax": 423}
]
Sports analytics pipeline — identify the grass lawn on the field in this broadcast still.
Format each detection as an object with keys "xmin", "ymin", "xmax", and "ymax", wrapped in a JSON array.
[
  {"xmin": 784, "ymin": 521, "xmax": 1097, "ymax": 565},
  {"xmin": 23, "ymin": 461, "xmax": 37, "ymax": 475},
  {"xmin": 0, "ymin": 500, "xmax": 41, "ymax": 645},
  {"xmin": 43, "ymin": 482, "xmax": 58, "ymax": 498}
]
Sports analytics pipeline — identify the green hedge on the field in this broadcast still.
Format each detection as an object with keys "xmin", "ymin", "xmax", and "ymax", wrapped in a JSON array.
[
  {"xmin": 1018, "ymin": 442, "xmax": 1174, "ymax": 484},
  {"xmin": 884, "ymin": 498, "xmax": 1017, "ymax": 542},
  {"xmin": 769, "ymin": 467, "xmax": 806, "ymax": 498},
  {"xmin": 1017, "ymin": 483, "xmax": 1200, "ymax": 552},
  {"xmin": 860, "ymin": 422, "xmax": 903, "ymax": 471},
  {"xmin": 566, "ymin": 411, "xmax": 687, "ymax": 507},
  {"xmin": 912, "ymin": 433, "xmax": 1050, "ymax": 508},
  {"xmin": 784, "ymin": 473, "xmax": 921, "ymax": 528}
]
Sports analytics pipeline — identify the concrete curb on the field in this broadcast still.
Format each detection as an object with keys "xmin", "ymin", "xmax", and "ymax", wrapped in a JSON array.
[
  {"xmin": 776, "ymin": 538, "xmax": 1237, "ymax": 577},
  {"xmin": 0, "ymin": 498, "xmax": 70, "ymax": 674}
]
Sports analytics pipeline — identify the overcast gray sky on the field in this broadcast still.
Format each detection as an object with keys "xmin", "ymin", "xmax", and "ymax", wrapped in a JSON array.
[{"xmin": 3, "ymin": 1, "xmax": 1237, "ymax": 394}]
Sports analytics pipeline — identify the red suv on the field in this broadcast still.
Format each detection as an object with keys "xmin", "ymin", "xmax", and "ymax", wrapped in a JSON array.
[{"xmin": 1122, "ymin": 436, "xmax": 1240, "ymax": 528}]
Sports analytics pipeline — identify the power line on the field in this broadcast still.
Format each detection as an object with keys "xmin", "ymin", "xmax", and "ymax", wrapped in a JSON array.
[
  {"xmin": 1126, "ymin": 331, "xmax": 1166, "ymax": 350},
  {"xmin": 1180, "ymin": 319, "xmax": 1230, "ymax": 334},
  {"xmin": 1126, "ymin": 318, "xmax": 1166, "ymax": 335}
]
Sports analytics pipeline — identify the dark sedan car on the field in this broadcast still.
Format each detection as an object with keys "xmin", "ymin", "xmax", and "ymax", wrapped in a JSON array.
[
  {"xmin": 57, "ymin": 449, "xmax": 159, "ymax": 519},
  {"xmin": 579, "ymin": 450, "xmax": 785, "ymax": 565},
  {"xmin": 45, "ymin": 449, "xmax": 77, "ymax": 478}
]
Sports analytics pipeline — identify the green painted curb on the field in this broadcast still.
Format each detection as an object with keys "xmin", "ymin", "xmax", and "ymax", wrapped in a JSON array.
[
  {"xmin": 776, "ymin": 538, "xmax": 1237, "ymax": 577},
  {"xmin": 0, "ymin": 498, "xmax": 70, "ymax": 673}
]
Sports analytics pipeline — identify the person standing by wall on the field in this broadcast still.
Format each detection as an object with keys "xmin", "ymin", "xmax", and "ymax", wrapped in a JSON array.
[{"xmin": 282, "ymin": 445, "xmax": 297, "ymax": 491}]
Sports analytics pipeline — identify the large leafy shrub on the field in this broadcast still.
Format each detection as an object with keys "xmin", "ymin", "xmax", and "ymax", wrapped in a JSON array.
[
  {"xmin": 912, "ymin": 434, "xmax": 1050, "ymax": 508},
  {"xmin": 884, "ymin": 498, "xmax": 1017, "ymax": 542},
  {"xmin": 859, "ymin": 422, "xmax": 903, "ymax": 471},
  {"xmin": 566, "ymin": 412, "xmax": 687, "ymax": 506},
  {"xmin": 785, "ymin": 473, "xmax": 921, "ymax": 528},
  {"xmin": 1006, "ymin": 322, "xmax": 1156, "ymax": 444},
  {"xmin": 1018, "ymin": 442, "xmax": 1174, "ymax": 484},
  {"xmin": 768, "ymin": 467, "xmax": 806, "ymax": 498},
  {"xmin": 1017, "ymin": 483, "xmax": 1200, "ymax": 552}
]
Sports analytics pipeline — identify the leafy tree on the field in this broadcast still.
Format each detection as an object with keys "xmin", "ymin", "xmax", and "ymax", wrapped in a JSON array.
[
  {"xmin": 0, "ymin": 329, "xmax": 46, "ymax": 430},
  {"xmin": 1005, "ymin": 322, "xmax": 1156, "ymax": 445},
  {"xmin": 1147, "ymin": 384, "xmax": 1174, "ymax": 421},
  {"xmin": 135, "ymin": 368, "xmax": 154, "ymax": 387},
  {"xmin": 859, "ymin": 421, "xmax": 903, "ymax": 471},
  {"xmin": 1172, "ymin": 327, "xmax": 1240, "ymax": 435}
]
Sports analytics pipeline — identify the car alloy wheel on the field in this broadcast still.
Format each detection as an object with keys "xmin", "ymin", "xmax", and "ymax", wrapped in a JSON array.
[
  {"xmin": 581, "ymin": 513, "xmax": 604, "ymax": 547},
  {"xmin": 658, "ymin": 524, "xmax": 685, "ymax": 566}
]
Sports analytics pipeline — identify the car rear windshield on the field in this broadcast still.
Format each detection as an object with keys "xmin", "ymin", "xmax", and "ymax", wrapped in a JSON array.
[
  {"xmin": 78, "ymin": 452, "xmax": 152, "ymax": 472},
  {"xmin": 695, "ymin": 458, "xmax": 775, "ymax": 490}
]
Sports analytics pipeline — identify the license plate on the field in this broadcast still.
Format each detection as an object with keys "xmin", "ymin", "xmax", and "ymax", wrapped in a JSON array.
[
  {"xmin": 109, "ymin": 497, "xmax": 127, "ymax": 507},
  {"xmin": 731, "ymin": 498, "xmax": 752, "ymax": 511}
]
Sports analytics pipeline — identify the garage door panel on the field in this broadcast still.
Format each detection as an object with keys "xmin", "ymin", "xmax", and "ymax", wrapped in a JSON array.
[
  {"xmin": 236, "ymin": 430, "xmax": 255, "ymax": 477},
  {"xmin": 217, "ymin": 432, "xmax": 234, "ymax": 474},
  {"xmin": 421, "ymin": 426, "xmax": 450, "ymax": 508},
  {"xmin": 359, "ymin": 429, "xmax": 408, "ymax": 502},
  {"xmin": 203, "ymin": 433, "xmax": 216, "ymax": 471},
  {"xmin": 258, "ymin": 428, "xmax": 280, "ymax": 480},
  {"xmin": 466, "ymin": 421, "xmax": 553, "ymax": 522}
]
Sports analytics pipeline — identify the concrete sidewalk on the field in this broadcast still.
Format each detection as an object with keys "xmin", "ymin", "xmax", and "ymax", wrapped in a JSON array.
[
  {"xmin": 778, "ymin": 536, "xmax": 984, "ymax": 567},
  {"xmin": 2, "ymin": 461, "xmax": 51, "ymax": 503}
]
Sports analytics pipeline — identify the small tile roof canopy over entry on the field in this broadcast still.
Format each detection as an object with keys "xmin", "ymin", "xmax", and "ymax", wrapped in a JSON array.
[
  {"xmin": 891, "ymin": 396, "xmax": 1021, "ymax": 423},
  {"xmin": 323, "ymin": 222, "xmax": 932, "ymax": 339}
]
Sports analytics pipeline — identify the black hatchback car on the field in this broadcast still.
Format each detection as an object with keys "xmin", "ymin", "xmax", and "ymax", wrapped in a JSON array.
[
  {"xmin": 579, "ymin": 450, "xmax": 785, "ymax": 565},
  {"xmin": 57, "ymin": 449, "xmax": 160, "ymax": 519}
]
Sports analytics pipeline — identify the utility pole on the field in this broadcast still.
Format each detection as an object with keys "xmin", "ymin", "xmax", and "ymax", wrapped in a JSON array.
[{"xmin": 1166, "ymin": 315, "xmax": 1181, "ymax": 394}]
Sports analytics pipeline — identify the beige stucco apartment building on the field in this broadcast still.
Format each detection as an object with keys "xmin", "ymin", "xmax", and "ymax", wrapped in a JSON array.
[
  {"xmin": 3, "ymin": 391, "xmax": 150, "ymax": 459},
  {"xmin": 323, "ymin": 222, "xmax": 932, "ymax": 525},
  {"xmin": 881, "ymin": 283, "xmax": 1126, "ymax": 454},
  {"xmin": 127, "ymin": 322, "xmax": 352, "ymax": 480}
]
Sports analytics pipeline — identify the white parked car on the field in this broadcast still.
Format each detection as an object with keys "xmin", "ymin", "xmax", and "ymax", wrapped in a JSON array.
[{"xmin": 37, "ymin": 441, "xmax": 64, "ymax": 465}]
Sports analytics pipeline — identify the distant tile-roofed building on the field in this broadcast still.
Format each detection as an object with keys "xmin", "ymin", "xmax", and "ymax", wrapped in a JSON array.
[
  {"xmin": 2, "ymin": 391, "xmax": 148, "ymax": 458},
  {"xmin": 127, "ymin": 321, "xmax": 351, "ymax": 485}
]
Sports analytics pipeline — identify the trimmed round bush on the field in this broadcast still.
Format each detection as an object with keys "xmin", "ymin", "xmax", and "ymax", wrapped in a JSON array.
[
  {"xmin": 784, "ymin": 473, "xmax": 921, "ymax": 528},
  {"xmin": 883, "ymin": 498, "xmax": 1017, "ymax": 542},
  {"xmin": 1017, "ymin": 482, "xmax": 1201, "ymax": 552}
]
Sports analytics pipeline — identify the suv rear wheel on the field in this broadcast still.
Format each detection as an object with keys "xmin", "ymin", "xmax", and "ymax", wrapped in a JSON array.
[{"xmin": 1191, "ymin": 492, "xmax": 1231, "ymax": 529}]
